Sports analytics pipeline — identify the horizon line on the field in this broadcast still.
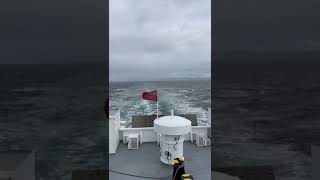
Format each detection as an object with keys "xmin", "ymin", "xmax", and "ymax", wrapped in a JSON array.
[{"xmin": 109, "ymin": 77, "xmax": 211, "ymax": 83}]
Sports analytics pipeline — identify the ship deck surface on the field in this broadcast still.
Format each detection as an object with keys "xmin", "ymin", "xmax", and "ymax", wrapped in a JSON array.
[{"xmin": 109, "ymin": 141, "xmax": 211, "ymax": 180}]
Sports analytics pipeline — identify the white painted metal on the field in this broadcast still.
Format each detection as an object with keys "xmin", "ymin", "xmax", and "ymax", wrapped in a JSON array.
[
  {"xmin": 193, "ymin": 131, "xmax": 211, "ymax": 147},
  {"xmin": 122, "ymin": 127, "xmax": 157, "ymax": 143},
  {"xmin": 159, "ymin": 135, "xmax": 185, "ymax": 164},
  {"xmin": 128, "ymin": 134, "xmax": 139, "ymax": 150},
  {"xmin": 208, "ymin": 107, "xmax": 211, "ymax": 138},
  {"xmin": 109, "ymin": 109, "xmax": 121, "ymax": 154},
  {"xmin": 205, "ymin": 138, "xmax": 211, "ymax": 146},
  {"xmin": 154, "ymin": 115, "xmax": 191, "ymax": 135},
  {"xmin": 120, "ymin": 121, "xmax": 126, "ymax": 128},
  {"xmin": 156, "ymin": 101, "xmax": 159, "ymax": 118},
  {"xmin": 196, "ymin": 133, "xmax": 206, "ymax": 146},
  {"xmin": 110, "ymin": 107, "xmax": 211, "ymax": 155},
  {"xmin": 120, "ymin": 126, "xmax": 209, "ymax": 143},
  {"xmin": 153, "ymin": 114, "xmax": 192, "ymax": 164},
  {"xmin": 140, "ymin": 131, "xmax": 143, "ymax": 144}
]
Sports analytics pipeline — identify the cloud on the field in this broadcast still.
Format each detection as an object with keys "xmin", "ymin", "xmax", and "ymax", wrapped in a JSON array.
[{"xmin": 110, "ymin": 0, "xmax": 211, "ymax": 81}]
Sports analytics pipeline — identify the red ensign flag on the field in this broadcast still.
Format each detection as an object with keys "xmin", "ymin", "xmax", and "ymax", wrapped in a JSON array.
[{"xmin": 142, "ymin": 90, "xmax": 158, "ymax": 101}]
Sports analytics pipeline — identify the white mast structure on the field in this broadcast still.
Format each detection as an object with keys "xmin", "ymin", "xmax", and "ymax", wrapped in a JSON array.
[{"xmin": 156, "ymin": 93, "xmax": 159, "ymax": 118}]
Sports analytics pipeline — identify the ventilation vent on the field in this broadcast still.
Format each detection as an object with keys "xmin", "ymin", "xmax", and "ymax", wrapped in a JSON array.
[
  {"xmin": 128, "ymin": 134, "xmax": 139, "ymax": 150},
  {"xmin": 196, "ymin": 134, "xmax": 206, "ymax": 147}
]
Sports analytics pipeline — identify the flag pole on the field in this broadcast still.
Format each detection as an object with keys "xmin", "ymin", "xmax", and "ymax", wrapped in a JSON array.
[
  {"xmin": 156, "ymin": 101, "xmax": 159, "ymax": 118},
  {"xmin": 157, "ymin": 91, "xmax": 159, "ymax": 118}
]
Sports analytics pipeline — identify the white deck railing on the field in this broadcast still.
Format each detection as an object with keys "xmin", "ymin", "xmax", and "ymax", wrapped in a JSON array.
[
  {"xmin": 109, "ymin": 107, "xmax": 211, "ymax": 154},
  {"xmin": 120, "ymin": 126, "xmax": 210, "ymax": 144}
]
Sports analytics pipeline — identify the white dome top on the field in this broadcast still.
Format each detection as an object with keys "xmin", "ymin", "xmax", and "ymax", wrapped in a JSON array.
[{"xmin": 154, "ymin": 115, "xmax": 191, "ymax": 135}]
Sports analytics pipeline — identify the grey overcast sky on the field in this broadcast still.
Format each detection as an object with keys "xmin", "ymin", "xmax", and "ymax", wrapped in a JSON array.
[
  {"xmin": 109, "ymin": 0, "xmax": 211, "ymax": 81},
  {"xmin": 215, "ymin": 0, "xmax": 320, "ymax": 54},
  {"xmin": 0, "ymin": 0, "xmax": 105, "ymax": 64}
]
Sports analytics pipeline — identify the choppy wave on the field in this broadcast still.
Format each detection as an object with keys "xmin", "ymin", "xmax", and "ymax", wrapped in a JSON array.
[
  {"xmin": 109, "ymin": 80, "xmax": 211, "ymax": 126},
  {"xmin": 0, "ymin": 64, "xmax": 107, "ymax": 180}
]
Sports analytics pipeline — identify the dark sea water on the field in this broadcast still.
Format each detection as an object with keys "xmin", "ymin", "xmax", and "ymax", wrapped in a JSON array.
[
  {"xmin": 0, "ymin": 63, "xmax": 107, "ymax": 180},
  {"xmin": 109, "ymin": 80, "xmax": 211, "ymax": 126},
  {"xmin": 2, "ymin": 60, "xmax": 320, "ymax": 180},
  {"xmin": 214, "ymin": 60, "xmax": 320, "ymax": 180}
]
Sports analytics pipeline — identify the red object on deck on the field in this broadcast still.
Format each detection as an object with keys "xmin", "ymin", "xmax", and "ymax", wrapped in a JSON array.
[{"xmin": 142, "ymin": 90, "xmax": 158, "ymax": 101}]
